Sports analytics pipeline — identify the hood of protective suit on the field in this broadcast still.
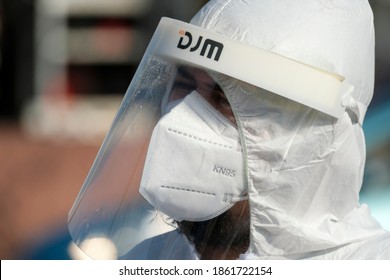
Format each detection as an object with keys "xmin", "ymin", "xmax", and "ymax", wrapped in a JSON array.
[{"xmin": 190, "ymin": 0, "xmax": 386, "ymax": 258}]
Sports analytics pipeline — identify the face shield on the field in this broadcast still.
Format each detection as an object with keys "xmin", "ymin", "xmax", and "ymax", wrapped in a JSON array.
[{"xmin": 68, "ymin": 17, "xmax": 354, "ymax": 260}]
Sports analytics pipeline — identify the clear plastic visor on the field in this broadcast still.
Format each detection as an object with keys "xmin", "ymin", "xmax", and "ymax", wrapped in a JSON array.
[{"xmin": 67, "ymin": 40, "xmax": 245, "ymax": 260}]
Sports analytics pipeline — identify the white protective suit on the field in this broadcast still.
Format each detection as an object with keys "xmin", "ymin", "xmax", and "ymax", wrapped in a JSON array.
[
  {"xmin": 69, "ymin": 0, "xmax": 390, "ymax": 260},
  {"xmin": 186, "ymin": 0, "xmax": 390, "ymax": 259}
]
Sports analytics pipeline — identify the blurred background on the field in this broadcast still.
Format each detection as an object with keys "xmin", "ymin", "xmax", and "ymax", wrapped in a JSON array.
[{"xmin": 0, "ymin": 0, "xmax": 389, "ymax": 259}]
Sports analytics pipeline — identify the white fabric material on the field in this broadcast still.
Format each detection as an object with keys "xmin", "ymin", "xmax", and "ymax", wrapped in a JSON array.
[
  {"xmin": 140, "ymin": 91, "xmax": 246, "ymax": 222},
  {"xmin": 190, "ymin": 0, "xmax": 390, "ymax": 259}
]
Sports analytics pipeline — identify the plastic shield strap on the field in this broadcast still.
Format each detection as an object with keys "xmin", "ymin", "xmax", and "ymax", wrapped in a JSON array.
[{"xmin": 154, "ymin": 18, "xmax": 352, "ymax": 119}]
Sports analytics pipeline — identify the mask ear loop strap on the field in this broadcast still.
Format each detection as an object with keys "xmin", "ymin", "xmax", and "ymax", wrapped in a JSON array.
[
  {"xmin": 341, "ymin": 85, "xmax": 367, "ymax": 126},
  {"xmin": 223, "ymin": 194, "xmax": 249, "ymax": 203}
]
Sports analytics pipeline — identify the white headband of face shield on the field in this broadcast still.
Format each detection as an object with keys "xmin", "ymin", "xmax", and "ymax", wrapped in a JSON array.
[{"xmin": 151, "ymin": 17, "xmax": 356, "ymax": 120}]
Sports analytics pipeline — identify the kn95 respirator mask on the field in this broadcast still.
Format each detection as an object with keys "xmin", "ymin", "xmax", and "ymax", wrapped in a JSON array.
[{"xmin": 139, "ymin": 91, "xmax": 247, "ymax": 222}]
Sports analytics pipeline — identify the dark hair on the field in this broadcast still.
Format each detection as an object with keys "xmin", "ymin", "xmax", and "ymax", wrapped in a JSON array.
[{"xmin": 176, "ymin": 210, "xmax": 250, "ymax": 256}]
